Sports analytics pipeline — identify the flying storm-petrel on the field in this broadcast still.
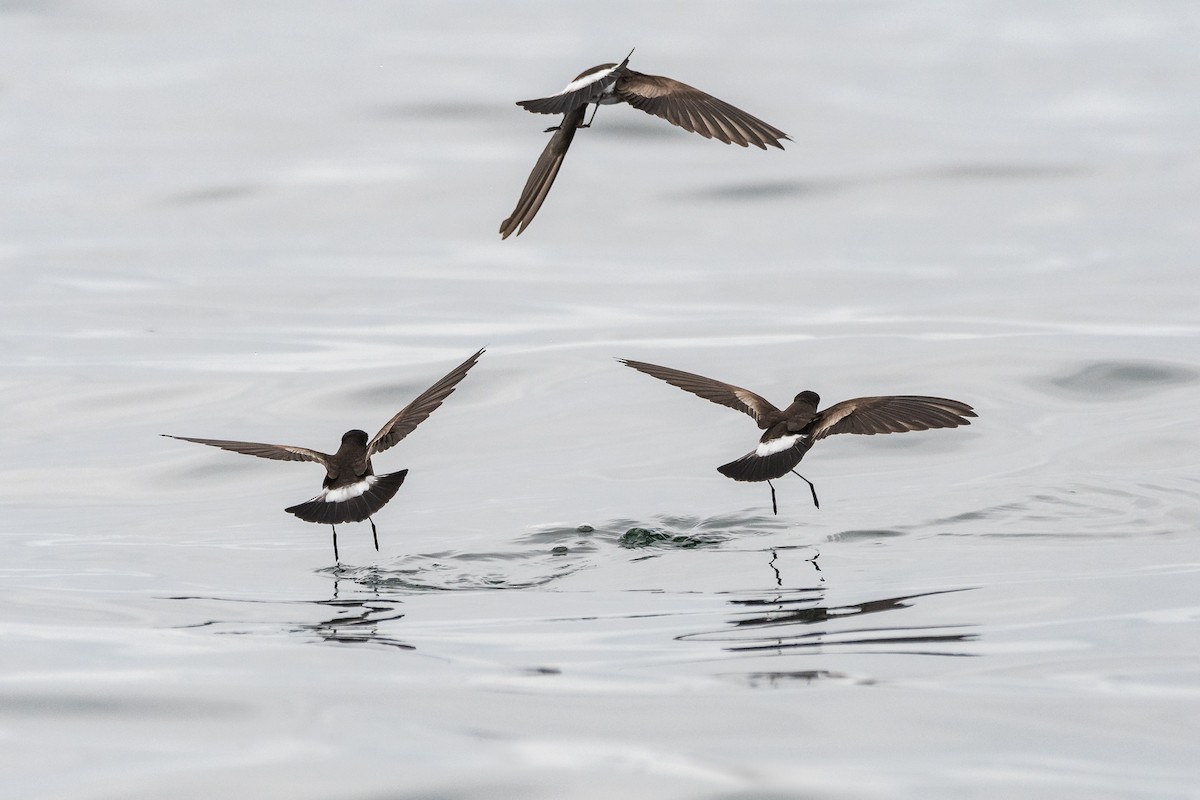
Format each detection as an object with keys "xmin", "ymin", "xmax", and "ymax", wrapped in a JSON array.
[
  {"xmin": 164, "ymin": 349, "xmax": 484, "ymax": 563},
  {"xmin": 618, "ymin": 358, "xmax": 976, "ymax": 514},
  {"xmin": 500, "ymin": 50, "xmax": 789, "ymax": 238}
]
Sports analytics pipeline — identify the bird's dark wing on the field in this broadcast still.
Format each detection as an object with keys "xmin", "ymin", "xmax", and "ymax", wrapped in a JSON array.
[
  {"xmin": 810, "ymin": 396, "xmax": 976, "ymax": 440},
  {"xmin": 614, "ymin": 71, "xmax": 789, "ymax": 149},
  {"xmin": 619, "ymin": 359, "xmax": 780, "ymax": 427},
  {"xmin": 500, "ymin": 105, "xmax": 586, "ymax": 239},
  {"xmin": 368, "ymin": 349, "xmax": 484, "ymax": 456},
  {"xmin": 163, "ymin": 435, "xmax": 330, "ymax": 466},
  {"xmin": 516, "ymin": 52, "xmax": 633, "ymax": 116}
]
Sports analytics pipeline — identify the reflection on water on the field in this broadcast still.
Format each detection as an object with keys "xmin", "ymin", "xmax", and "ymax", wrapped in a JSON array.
[
  {"xmin": 300, "ymin": 603, "xmax": 413, "ymax": 650},
  {"xmin": 713, "ymin": 588, "xmax": 977, "ymax": 657},
  {"xmin": 737, "ymin": 669, "xmax": 876, "ymax": 687},
  {"xmin": 171, "ymin": 589, "xmax": 414, "ymax": 651},
  {"xmin": 306, "ymin": 581, "xmax": 414, "ymax": 650},
  {"xmin": 167, "ymin": 526, "xmax": 979, "ymax": 663},
  {"xmin": 683, "ymin": 543, "xmax": 978, "ymax": 659}
]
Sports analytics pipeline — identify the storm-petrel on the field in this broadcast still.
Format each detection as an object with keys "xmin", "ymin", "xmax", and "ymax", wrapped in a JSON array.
[
  {"xmin": 500, "ymin": 50, "xmax": 789, "ymax": 238},
  {"xmin": 164, "ymin": 349, "xmax": 484, "ymax": 562},
  {"xmin": 618, "ymin": 358, "xmax": 975, "ymax": 514}
]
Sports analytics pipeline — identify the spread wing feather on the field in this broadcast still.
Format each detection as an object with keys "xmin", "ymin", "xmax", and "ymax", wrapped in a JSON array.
[
  {"xmin": 163, "ymin": 435, "xmax": 330, "ymax": 466},
  {"xmin": 619, "ymin": 359, "xmax": 779, "ymax": 427},
  {"xmin": 811, "ymin": 396, "xmax": 975, "ymax": 440},
  {"xmin": 368, "ymin": 349, "xmax": 484, "ymax": 455},
  {"xmin": 615, "ymin": 71, "xmax": 789, "ymax": 150},
  {"xmin": 500, "ymin": 105, "xmax": 586, "ymax": 239}
]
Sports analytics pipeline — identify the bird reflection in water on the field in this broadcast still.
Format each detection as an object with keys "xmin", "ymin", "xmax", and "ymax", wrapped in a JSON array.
[
  {"xmin": 296, "ymin": 577, "xmax": 414, "ymax": 650},
  {"xmin": 170, "ymin": 577, "xmax": 414, "ymax": 651},
  {"xmin": 767, "ymin": 547, "xmax": 821, "ymax": 588},
  {"xmin": 681, "ymin": 549, "xmax": 978, "ymax": 662}
]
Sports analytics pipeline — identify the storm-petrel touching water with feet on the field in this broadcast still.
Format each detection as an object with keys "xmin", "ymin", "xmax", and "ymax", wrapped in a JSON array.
[
  {"xmin": 164, "ymin": 349, "xmax": 484, "ymax": 563},
  {"xmin": 619, "ymin": 358, "xmax": 975, "ymax": 514}
]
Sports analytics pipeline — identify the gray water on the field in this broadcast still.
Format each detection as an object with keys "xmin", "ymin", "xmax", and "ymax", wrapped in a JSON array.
[{"xmin": 3, "ymin": 2, "xmax": 1199, "ymax": 798}]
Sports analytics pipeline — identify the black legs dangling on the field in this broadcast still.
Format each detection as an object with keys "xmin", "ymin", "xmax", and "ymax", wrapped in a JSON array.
[
  {"xmin": 328, "ymin": 519, "xmax": 380, "ymax": 564},
  {"xmin": 766, "ymin": 472, "xmax": 820, "ymax": 515},
  {"xmin": 790, "ymin": 470, "xmax": 820, "ymax": 509}
]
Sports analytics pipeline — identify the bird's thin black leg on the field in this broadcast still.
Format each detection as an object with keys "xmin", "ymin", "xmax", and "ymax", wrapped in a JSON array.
[
  {"xmin": 369, "ymin": 516, "xmax": 379, "ymax": 552},
  {"xmin": 767, "ymin": 479, "xmax": 778, "ymax": 516},
  {"xmin": 331, "ymin": 524, "xmax": 340, "ymax": 564},
  {"xmin": 545, "ymin": 105, "xmax": 601, "ymax": 133},
  {"xmin": 791, "ymin": 470, "xmax": 819, "ymax": 509},
  {"xmin": 581, "ymin": 102, "xmax": 600, "ymax": 128}
]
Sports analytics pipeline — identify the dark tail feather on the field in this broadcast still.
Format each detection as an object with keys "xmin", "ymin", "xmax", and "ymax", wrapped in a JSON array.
[
  {"xmin": 285, "ymin": 469, "xmax": 408, "ymax": 525},
  {"xmin": 717, "ymin": 445, "xmax": 806, "ymax": 483}
]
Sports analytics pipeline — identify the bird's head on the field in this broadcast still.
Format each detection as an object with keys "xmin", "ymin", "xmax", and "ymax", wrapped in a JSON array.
[
  {"xmin": 794, "ymin": 391, "xmax": 820, "ymax": 407},
  {"xmin": 341, "ymin": 429, "xmax": 369, "ymax": 446}
]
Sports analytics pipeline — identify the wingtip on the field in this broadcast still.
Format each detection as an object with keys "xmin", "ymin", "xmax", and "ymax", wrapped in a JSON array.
[
  {"xmin": 499, "ymin": 213, "xmax": 531, "ymax": 239},
  {"xmin": 753, "ymin": 132, "xmax": 789, "ymax": 151}
]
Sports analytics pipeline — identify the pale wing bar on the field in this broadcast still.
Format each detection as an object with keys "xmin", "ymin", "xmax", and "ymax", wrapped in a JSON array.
[
  {"xmin": 814, "ymin": 396, "xmax": 976, "ymax": 440},
  {"xmin": 619, "ymin": 359, "xmax": 778, "ymax": 425}
]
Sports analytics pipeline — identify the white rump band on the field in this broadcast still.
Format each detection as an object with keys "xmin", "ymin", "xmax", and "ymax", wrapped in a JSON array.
[
  {"xmin": 756, "ymin": 435, "xmax": 804, "ymax": 457},
  {"xmin": 560, "ymin": 65, "xmax": 618, "ymax": 95},
  {"xmin": 323, "ymin": 476, "xmax": 378, "ymax": 503}
]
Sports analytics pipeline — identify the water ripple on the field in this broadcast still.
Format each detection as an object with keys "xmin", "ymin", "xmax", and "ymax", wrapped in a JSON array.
[{"xmin": 1042, "ymin": 359, "xmax": 1198, "ymax": 400}]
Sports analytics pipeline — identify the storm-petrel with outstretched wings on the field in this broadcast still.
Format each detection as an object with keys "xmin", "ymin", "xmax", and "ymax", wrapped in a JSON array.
[
  {"xmin": 500, "ymin": 50, "xmax": 789, "ymax": 239},
  {"xmin": 164, "ymin": 349, "xmax": 484, "ymax": 563},
  {"xmin": 619, "ymin": 358, "xmax": 975, "ymax": 514}
]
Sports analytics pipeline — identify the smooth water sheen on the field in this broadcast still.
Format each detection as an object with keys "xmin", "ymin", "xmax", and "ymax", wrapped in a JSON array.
[{"xmin": 2, "ymin": 2, "xmax": 1199, "ymax": 798}]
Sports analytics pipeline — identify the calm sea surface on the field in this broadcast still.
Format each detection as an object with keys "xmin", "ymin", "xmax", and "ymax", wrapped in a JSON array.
[{"xmin": 2, "ymin": 2, "xmax": 1199, "ymax": 798}]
